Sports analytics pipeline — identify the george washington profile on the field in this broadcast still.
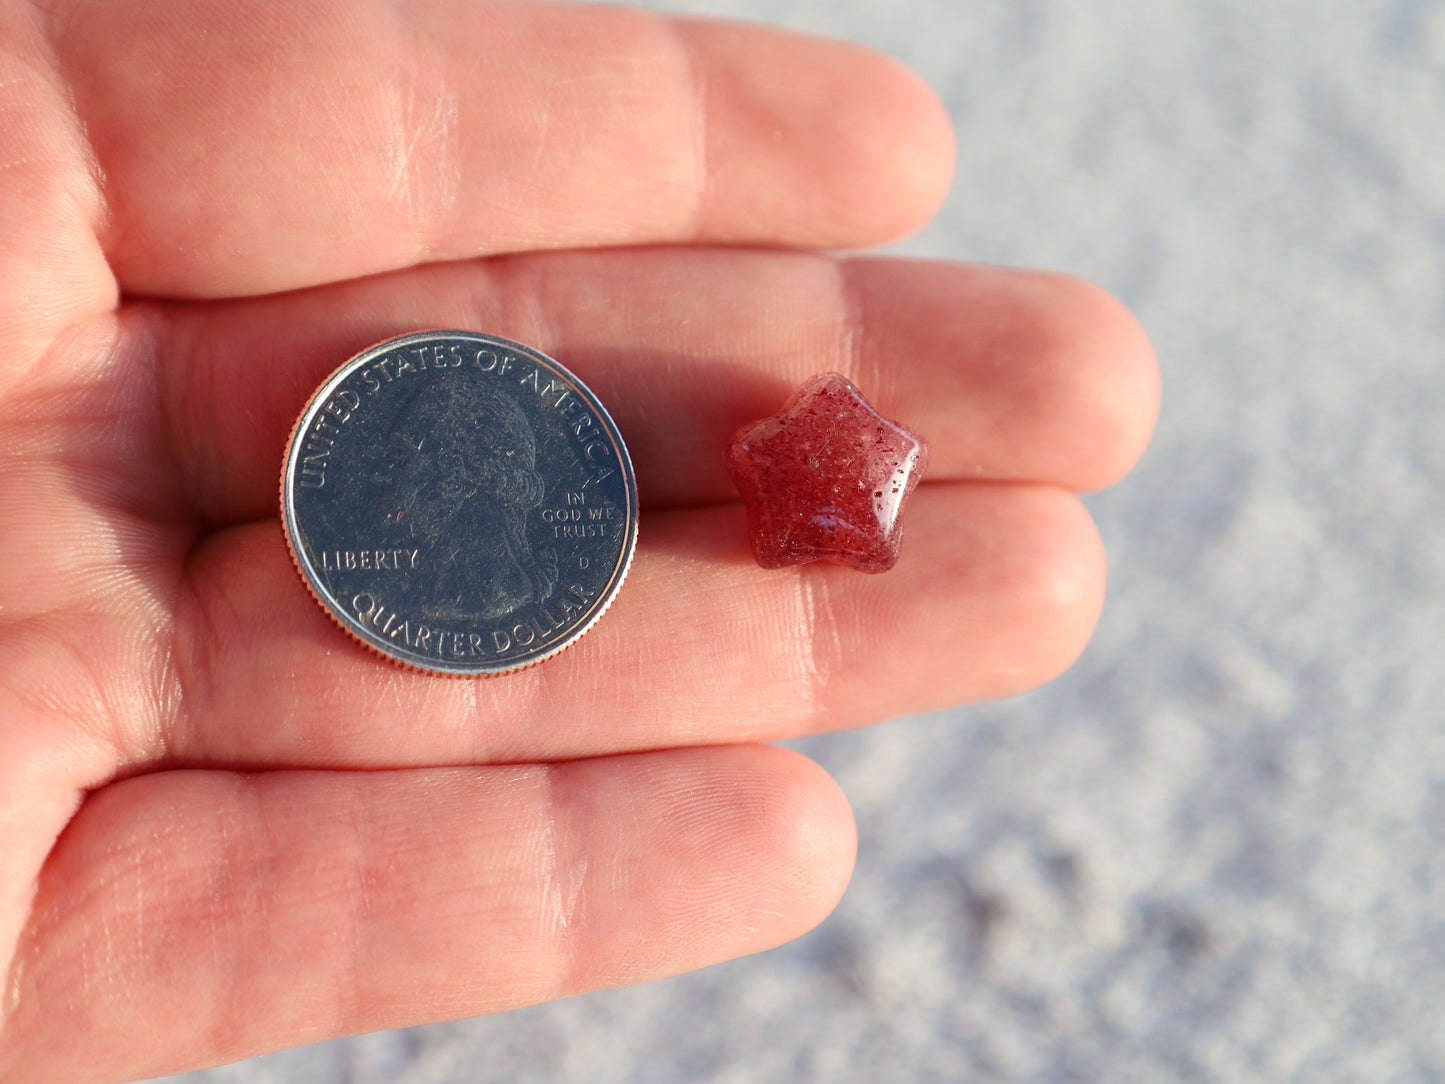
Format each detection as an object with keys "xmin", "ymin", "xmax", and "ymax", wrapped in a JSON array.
[{"xmin": 373, "ymin": 379, "xmax": 558, "ymax": 622}]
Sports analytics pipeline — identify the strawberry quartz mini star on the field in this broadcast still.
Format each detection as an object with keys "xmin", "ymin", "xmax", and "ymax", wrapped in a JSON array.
[{"xmin": 726, "ymin": 372, "xmax": 929, "ymax": 572}]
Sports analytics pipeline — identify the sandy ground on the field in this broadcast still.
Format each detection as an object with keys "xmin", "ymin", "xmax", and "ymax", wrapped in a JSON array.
[{"xmin": 155, "ymin": 1, "xmax": 1445, "ymax": 1081}]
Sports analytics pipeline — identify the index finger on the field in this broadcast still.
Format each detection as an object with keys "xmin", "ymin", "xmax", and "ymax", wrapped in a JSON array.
[{"xmin": 45, "ymin": 0, "xmax": 954, "ymax": 298}]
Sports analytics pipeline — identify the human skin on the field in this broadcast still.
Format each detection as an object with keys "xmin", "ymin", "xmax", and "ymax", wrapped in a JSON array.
[{"xmin": 0, "ymin": 1, "xmax": 1159, "ymax": 1080}]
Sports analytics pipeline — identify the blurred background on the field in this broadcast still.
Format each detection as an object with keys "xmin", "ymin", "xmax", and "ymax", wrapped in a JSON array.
[{"xmin": 157, "ymin": 0, "xmax": 1445, "ymax": 1081}]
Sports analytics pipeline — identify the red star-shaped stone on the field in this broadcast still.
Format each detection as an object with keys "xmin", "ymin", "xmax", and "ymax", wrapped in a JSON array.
[{"xmin": 726, "ymin": 372, "xmax": 928, "ymax": 572}]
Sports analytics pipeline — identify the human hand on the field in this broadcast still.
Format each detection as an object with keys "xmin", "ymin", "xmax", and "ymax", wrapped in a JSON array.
[{"xmin": 0, "ymin": 1, "xmax": 1158, "ymax": 1079}]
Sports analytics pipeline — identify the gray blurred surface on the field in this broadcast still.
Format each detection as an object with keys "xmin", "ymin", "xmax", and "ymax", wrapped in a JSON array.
[{"xmin": 155, "ymin": 1, "xmax": 1445, "ymax": 1081}]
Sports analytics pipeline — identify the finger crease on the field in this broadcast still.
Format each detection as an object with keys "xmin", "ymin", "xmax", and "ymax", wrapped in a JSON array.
[
  {"xmin": 795, "ymin": 567, "xmax": 843, "ymax": 727},
  {"xmin": 538, "ymin": 764, "xmax": 587, "ymax": 995},
  {"xmin": 834, "ymin": 258, "xmax": 869, "ymax": 392},
  {"xmin": 665, "ymin": 19, "xmax": 710, "ymax": 242}
]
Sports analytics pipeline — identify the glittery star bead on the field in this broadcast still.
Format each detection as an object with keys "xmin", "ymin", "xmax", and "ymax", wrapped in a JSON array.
[{"xmin": 726, "ymin": 372, "xmax": 928, "ymax": 572}]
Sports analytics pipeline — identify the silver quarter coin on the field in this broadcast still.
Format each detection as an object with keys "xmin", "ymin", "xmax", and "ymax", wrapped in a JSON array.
[{"xmin": 281, "ymin": 330, "xmax": 638, "ymax": 675}]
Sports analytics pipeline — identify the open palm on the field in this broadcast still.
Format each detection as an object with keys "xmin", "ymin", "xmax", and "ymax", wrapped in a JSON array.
[{"xmin": 0, "ymin": 1, "xmax": 1157, "ymax": 1080}]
